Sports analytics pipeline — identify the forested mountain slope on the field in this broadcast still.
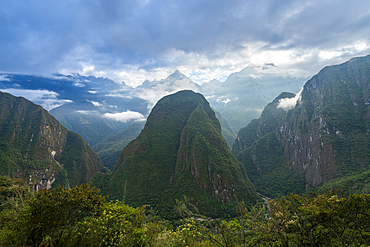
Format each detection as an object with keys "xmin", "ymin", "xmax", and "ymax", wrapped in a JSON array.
[{"xmin": 0, "ymin": 91, "xmax": 106, "ymax": 189}]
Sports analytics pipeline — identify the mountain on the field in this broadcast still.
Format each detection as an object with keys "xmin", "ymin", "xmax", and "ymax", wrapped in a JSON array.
[
  {"xmin": 92, "ymin": 90, "xmax": 258, "ymax": 219},
  {"xmin": 201, "ymin": 67, "xmax": 306, "ymax": 133},
  {"xmin": 0, "ymin": 70, "xmax": 305, "ymax": 146},
  {"xmin": 233, "ymin": 55, "xmax": 370, "ymax": 197},
  {"xmin": 0, "ymin": 73, "xmax": 149, "ymax": 146},
  {"xmin": 92, "ymin": 113, "xmax": 234, "ymax": 172},
  {"xmin": 233, "ymin": 92, "xmax": 306, "ymax": 197},
  {"xmin": 92, "ymin": 121, "xmax": 145, "ymax": 170},
  {"xmin": 0, "ymin": 91, "xmax": 107, "ymax": 190}
]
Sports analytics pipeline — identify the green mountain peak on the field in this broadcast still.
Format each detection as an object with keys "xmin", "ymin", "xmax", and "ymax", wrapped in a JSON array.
[{"xmin": 93, "ymin": 90, "xmax": 258, "ymax": 219}]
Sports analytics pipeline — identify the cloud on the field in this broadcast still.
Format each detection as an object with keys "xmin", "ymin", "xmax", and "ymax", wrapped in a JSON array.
[
  {"xmin": 1, "ymin": 0, "xmax": 370, "ymax": 86},
  {"xmin": 103, "ymin": 110, "xmax": 146, "ymax": 122},
  {"xmin": 0, "ymin": 88, "xmax": 72, "ymax": 110},
  {"xmin": 76, "ymin": 110, "xmax": 99, "ymax": 115},
  {"xmin": 277, "ymin": 88, "xmax": 303, "ymax": 110},
  {"xmin": 105, "ymin": 94, "xmax": 133, "ymax": 99},
  {"xmin": 217, "ymin": 97, "xmax": 231, "ymax": 106},
  {"xmin": 89, "ymin": 101, "xmax": 102, "ymax": 107},
  {"xmin": 0, "ymin": 75, "xmax": 11, "ymax": 81},
  {"xmin": 72, "ymin": 81, "xmax": 86, "ymax": 87}
]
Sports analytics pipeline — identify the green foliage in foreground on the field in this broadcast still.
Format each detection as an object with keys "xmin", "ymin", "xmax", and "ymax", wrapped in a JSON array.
[{"xmin": 0, "ymin": 178, "xmax": 369, "ymax": 246}]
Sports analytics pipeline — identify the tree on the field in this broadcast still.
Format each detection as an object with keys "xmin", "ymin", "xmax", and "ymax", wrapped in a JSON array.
[
  {"xmin": 1, "ymin": 184, "xmax": 106, "ymax": 246},
  {"xmin": 259, "ymin": 191, "xmax": 370, "ymax": 246}
]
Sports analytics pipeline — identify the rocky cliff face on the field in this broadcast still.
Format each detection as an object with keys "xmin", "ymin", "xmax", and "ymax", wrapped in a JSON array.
[
  {"xmin": 234, "ymin": 55, "xmax": 370, "ymax": 197},
  {"xmin": 0, "ymin": 91, "xmax": 105, "ymax": 189},
  {"xmin": 94, "ymin": 90, "xmax": 258, "ymax": 219},
  {"xmin": 279, "ymin": 55, "xmax": 370, "ymax": 188}
]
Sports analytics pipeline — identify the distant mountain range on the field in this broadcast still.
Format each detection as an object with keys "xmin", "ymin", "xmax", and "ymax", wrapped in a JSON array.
[{"xmin": 0, "ymin": 68, "xmax": 306, "ymax": 148}]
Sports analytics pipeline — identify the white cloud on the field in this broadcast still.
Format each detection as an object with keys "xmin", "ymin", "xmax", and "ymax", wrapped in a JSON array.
[
  {"xmin": 205, "ymin": 94, "xmax": 217, "ymax": 99},
  {"xmin": 0, "ymin": 75, "xmax": 11, "ymax": 81},
  {"xmin": 89, "ymin": 101, "xmax": 102, "ymax": 107},
  {"xmin": 72, "ymin": 81, "xmax": 85, "ymax": 87},
  {"xmin": 103, "ymin": 110, "xmax": 146, "ymax": 123},
  {"xmin": 105, "ymin": 93, "xmax": 133, "ymax": 99},
  {"xmin": 216, "ymin": 97, "xmax": 232, "ymax": 106},
  {"xmin": 277, "ymin": 88, "xmax": 303, "ymax": 111},
  {"xmin": 76, "ymin": 110, "xmax": 99, "ymax": 114},
  {"xmin": 0, "ymin": 88, "xmax": 72, "ymax": 110}
]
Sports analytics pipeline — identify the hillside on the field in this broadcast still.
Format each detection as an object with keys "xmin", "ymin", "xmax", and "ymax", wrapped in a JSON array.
[
  {"xmin": 0, "ymin": 91, "xmax": 106, "ymax": 189},
  {"xmin": 233, "ymin": 55, "xmax": 370, "ymax": 197},
  {"xmin": 92, "ymin": 90, "xmax": 258, "ymax": 219}
]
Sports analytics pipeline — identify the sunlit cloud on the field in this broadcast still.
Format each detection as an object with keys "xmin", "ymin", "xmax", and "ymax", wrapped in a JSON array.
[
  {"xmin": 0, "ymin": 75, "xmax": 11, "ymax": 81},
  {"xmin": 89, "ymin": 101, "xmax": 102, "ymax": 107},
  {"xmin": 0, "ymin": 88, "xmax": 72, "ymax": 110},
  {"xmin": 103, "ymin": 110, "xmax": 146, "ymax": 122},
  {"xmin": 76, "ymin": 110, "xmax": 99, "ymax": 114},
  {"xmin": 277, "ymin": 88, "xmax": 303, "ymax": 111}
]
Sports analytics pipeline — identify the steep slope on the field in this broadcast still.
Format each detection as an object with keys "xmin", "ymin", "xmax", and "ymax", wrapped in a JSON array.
[
  {"xmin": 92, "ymin": 121, "xmax": 145, "ymax": 170},
  {"xmin": 92, "ymin": 90, "xmax": 258, "ymax": 219},
  {"xmin": 232, "ymin": 92, "xmax": 296, "ymax": 154},
  {"xmin": 0, "ymin": 91, "xmax": 106, "ymax": 189},
  {"xmin": 234, "ymin": 55, "xmax": 370, "ymax": 197},
  {"xmin": 233, "ymin": 92, "xmax": 306, "ymax": 197}
]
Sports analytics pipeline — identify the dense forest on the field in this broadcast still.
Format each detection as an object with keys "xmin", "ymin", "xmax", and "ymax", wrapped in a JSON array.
[{"xmin": 0, "ymin": 176, "xmax": 369, "ymax": 246}]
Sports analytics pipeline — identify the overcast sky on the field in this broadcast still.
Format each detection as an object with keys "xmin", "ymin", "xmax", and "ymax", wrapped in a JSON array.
[{"xmin": 1, "ymin": 0, "xmax": 370, "ymax": 87}]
